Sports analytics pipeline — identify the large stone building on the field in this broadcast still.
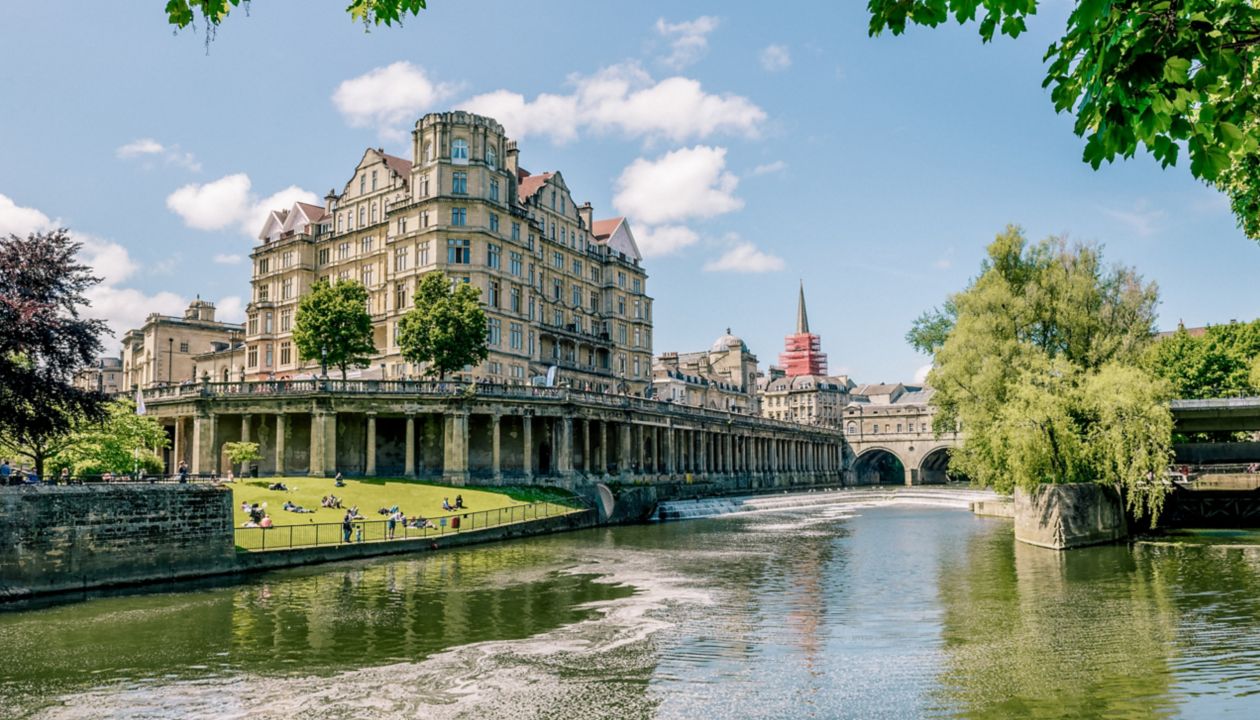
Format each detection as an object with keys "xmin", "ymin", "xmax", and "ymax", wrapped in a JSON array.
[
  {"xmin": 652, "ymin": 330, "xmax": 760, "ymax": 413},
  {"xmin": 243, "ymin": 111, "xmax": 653, "ymax": 394},
  {"xmin": 121, "ymin": 299, "xmax": 244, "ymax": 390},
  {"xmin": 758, "ymin": 285, "xmax": 852, "ymax": 427},
  {"xmin": 73, "ymin": 356, "xmax": 123, "ymax": 395}
]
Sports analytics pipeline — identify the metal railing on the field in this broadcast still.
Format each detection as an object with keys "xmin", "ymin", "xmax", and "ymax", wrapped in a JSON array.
[{"xmin": 235, "ymin": 500, "xmax": 584, "ymax": 551}]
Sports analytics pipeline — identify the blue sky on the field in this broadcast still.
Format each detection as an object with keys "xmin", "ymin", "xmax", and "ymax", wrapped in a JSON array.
[{"xmin": 1, "ymin": 1, "xmax": 1257, "ymax": 384}]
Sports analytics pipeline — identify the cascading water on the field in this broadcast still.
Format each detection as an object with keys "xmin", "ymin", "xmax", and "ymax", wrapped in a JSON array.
[{"xmin": 652, "ymin": 486, "xmax": 1000, "ymax": 522}]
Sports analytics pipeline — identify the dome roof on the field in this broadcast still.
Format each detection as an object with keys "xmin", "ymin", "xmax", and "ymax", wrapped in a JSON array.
[{"xmin": 710, "ymin": 328, "xmax": 748, "ymax": 354}]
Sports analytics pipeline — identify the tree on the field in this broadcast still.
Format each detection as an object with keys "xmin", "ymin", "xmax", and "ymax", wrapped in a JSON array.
[
  {"xmin": 867, "ymin": 1, "xmax": 1260, "ymax": 240},
  {"xmin": 910, "ymin": 225, "xmax": 1172, "ymax": 518},
  {"xmin": 397, "ymin": 271, "xmax": 488, "ymax": 380},
  {"xmin": 222, "ymin": 441, "xmax": 261, "ymax": 477},
  {"xmin": 292, "ymin": 279, "xmax": 376, "ymax": 380},
  {"xmin": 0, "ymin": 230, "xmax": 109, "ymax": 477},
  {"xmin": 49, "ymin": 399, "xmax": 170, "ymax": 477},
  {"xmin": 1141, "ymin": 320, "xmax": 1260, "ymax": 399},
  {"xmin": 164, "ymin": 1, "xmax": 427, "ymax": 33}
]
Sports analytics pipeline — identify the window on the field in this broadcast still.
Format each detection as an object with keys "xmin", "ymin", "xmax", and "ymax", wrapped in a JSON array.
[
  {"xmin": 872, "ymin": 424, "xmax": 880, "ymax": 434},
  {"xmin": 398, "ymin": 216, "xmax": 408, "ymax": 234},
  {"xmin": 418, "ymin": 241, "xmax": 430, "ymax": 266},
  {"xmin": 258, "ymin": 284, "xmax": 269, "ymax": 302},
  {"xmin": 633, "ymin": 299, "xmax": 641, "ymax": 319},
  {"xmin": 395, "ymin": 283, "xmax": 407, "ymax": 310},
  {"xmin": 281, "ymin": 251, "xmax": 294, "ymax": 268},
  {"xmin": 282, "ymin": 278, "xmax": 293, "ymax": 300},
  {"xmin": 553, "ymin": 309, "xmax": 563, "ymax": 326},
  {"xmin": 487, "ymin": 317, "xmax": 501, "ymax": 346},
  {"xmin": 633, "ymin": 328, "xmax": 641, "ymax": 347},
  {"xmin": 264, "ymin": 344, "xmax": 273, "ymax": 367},
  {"xmin": 280, "ymin": 309, "xmax": 292, "ymax": 332},
  {"xmin": 361, "ymin": 265, "xmax": 374, "ymax": 286},
  {"xmin": 896, "ymin": 423, "xmax": 903, "ymax": 433},
  {"xmin": 490, "ymin": 180, "xmax": 499, "ymax": 202},
  {"xmin": 590, "ymin": 266, "xmax": 600, "ymax": 283},
  {"xmin": 486, "ymin": 146, "xmax": 496, "ymax": 168},
  {"xmin": 552, "ymin": 251, "xmax": 563, "ymax": 269},
  {"xmin": 589, "ymin": 291, "xmax": 598, "ymax": 312},
  {"xmin": 572, "ymin": 286, "xmax": 581, "ymax": 307},
  {"xmin": 510, "ymin": 286, "xmax": 521, "ymax": 313},
  {"xmin": 618, "ymin": 272, "xmax": 626, "ymax": 288},
  {"xmin": 247, "ymin": 345, "xmax": 258, "ymax": 367},
  {"xmin": 420, "ymin": 210, "xmax": 430, "ymax": 228},
  {"xmin": 488, "ymin": 280, "xmax": 500, "ymax": 308},
  {"xmin": 618, "ymin": 324, "xmax": 627, "ymax": 344},
  {"xmin": 509, "ymin": 251, "xmax": 522, "ymax": 276},
  {"xmin": 447, "ymin": 238, "xmax": 470, "ymax": 264},
  {"xmin": 511, "ymin": 364, "xmax": 525, "ymax": 380},
  {"xmin": 318, "ymin": 248, "xmax": 329, "ymax": 265},
  {"xmin": 371, "ymin": 170, "xmax": 377, "ymax": 191},
  {"xmin": 451, "ymin": 208, "xmax": 466, "ymax": 226},
  {"xmin": 572, "ymin": 259, "xmax": 582, "ymax": 276},
  {"xmin": 452, "ymin": 138, "xmax": 469, "ymax": 162},
  {"xmin": 633, "ymin": 357, "xmax": 640, "ymax": 377},
  {"xmin": 633, "ymin": 278, "xmax": 642, "ymax": 294},
  {"xmin": 338, "ymin": 242, "xmax": 351, "ymax": 260},
  {"xmin": 552, "ymin": 279, "xmax": 563, "ymax": 301},
  {"xmin": 280, "ymin": 342, "xmax": 291, "ymax": 366},
  {"xmin": 452, "ymin": 172, "xmax": 467, "ymax": 194},
  {"xmin": 257, "ymin": 258, "xmax": 269, "ymax": 274},
  {"xmin": 511, "ymin": 222, "xmax": 520, "ymax": 242},
  {"xmin": 395, "ymin": 247, "xmax": 408, "ymax": 271},
  {"xmin": 489, "ymin": 213, "xmax": 499, "ymax": 233},
  {"xmin": 617, "ymin": 296, "xmax": 625, "ymax": 315},
  {"xmin": 358, "ymin": 207, "xmax": 365, "ymax": 226},
  {"xmin": 359, "ymin": 174, "xmax": 366, "ymax": 195},
  {"xmin": 421, "ymin": 174, "xmax": 430, "ymax": 196},
  {"xmin": 487, "ymin": 243, "xmax": 501, "ymax": 269},
  {"xmin": 363, "ymin": 237, "xmax": 375, "ymax": 253},
  {"xmin": 179, "ymin": 341, "xmax": 189, "ymax": 353},
  {"xmin": 370, "ymin": 203, "xmax": 377, "ymax": 223},
  {"xmin": 424, "ymin": 143, "xmax": 433, "ymax": 162}
]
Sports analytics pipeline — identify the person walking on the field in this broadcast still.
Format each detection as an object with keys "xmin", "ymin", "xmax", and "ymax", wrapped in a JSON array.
[
  {"xmin": 342, "ymin": 510, "xmax": 353, "ymax": 543},
  {"xmin": 1, "ymin": 459, "xmax": 11, "ymax": 486},
  {"xmin": 177, "ymin": 461, "xmax": 189, "ymax": 483},
  {"xmin": 59, "ymin": 468, "xmax": 70, "ymax": 485},
  {"xmin": 387, "ymin": 510, "xmax": 398, "ymax": 540}
]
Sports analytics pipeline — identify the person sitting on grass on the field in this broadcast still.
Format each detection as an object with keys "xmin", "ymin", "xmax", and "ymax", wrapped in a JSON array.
[
  {"xmin": 442, "ymin": 498, "xmax": 453, "ymax": 512},
  {"xmin": 334, "ymin": 472, "xmax": 345, "ymax": 488},
  {"xmin": 455, "ymin": 494, "xmax": 465, "ymax": 509},
  {"xmin": 259, "ymin": 514, "xmax": 273, "ymax": 529},
  {"xmin": 268, "ymin": 481, "xmax": 288, "ymax": 491}
]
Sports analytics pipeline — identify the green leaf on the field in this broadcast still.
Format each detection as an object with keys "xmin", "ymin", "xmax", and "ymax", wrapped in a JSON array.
[{"xmin": 1163, "ymin": 57, "xmax": 1191, "ymax": 84}]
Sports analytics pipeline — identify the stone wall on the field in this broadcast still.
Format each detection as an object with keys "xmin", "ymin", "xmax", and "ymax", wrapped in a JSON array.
[
  {"xmin": 0, "ymin": 484, "xmax": 235, "ymax": 599},
  {"xmin": 1013, "ymin": 483, "xmax": 1127, "ymax": 550}
]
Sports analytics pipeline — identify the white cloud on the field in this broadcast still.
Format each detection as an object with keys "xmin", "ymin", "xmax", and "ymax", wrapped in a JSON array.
[
  {"xmin": 1102, "ymin": 201, "xmax": 1165, "ymax": 238},
  {"xmin": 215, "ymin": 295, "xmax": 246, "ymax": 324},
  {"xmin": 214, "ymin": 253, "xmax": 243, "ymax": 265},
  {"xmin": 79, "ymin": 236, "xmax": 139, "ymax": 285},
  {"xmin": 703, "ymin": 241, "xmax": 785, "ymax": 273},
  {"xmin": 635, "ymin": 225, "xmax": 699, "ymax": 258},
  {"xmin": 0, "ymin": 193, "xmax": 55, "ymax": 236},
  {"xmin": 760, "ymin": 44, "xmax": 792, "ymax": 72},
  {"xmin": 460, "ymin": 63, "xmax": 765, "ymax": 144},
  {"xmin": 655, "ymin": 16, "xmax": 719, "ymax": 70},
  {"xmin": 914, "ymin": 363, "xmax": 933, "ymax": 384},
  {"xmin": 613, "ymin": 145, "xmax": 742, "ymax": 225},
  {"xmin": 116, "ymin": 138, "xmax": 201, "ymax": 171},
  {"xmin": 333, "ymin": 61, "xmax": 455, "ymax": 142},
  {"xmin": 166, "ymin": 173, "xmax": 317, "ymax": 237},
  {"xmin": 750, "ymin": 160, "xmax": 786, "ymax": 176}
]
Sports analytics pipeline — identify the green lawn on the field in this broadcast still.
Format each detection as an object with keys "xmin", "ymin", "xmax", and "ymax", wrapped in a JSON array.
[{"xmin": 228, "ymin": 476, "xmax": 525, "ymax": 528}]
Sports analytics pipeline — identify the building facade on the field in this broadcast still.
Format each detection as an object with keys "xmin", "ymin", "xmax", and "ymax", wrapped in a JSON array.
[
  {"xmin": 653, "ymin": 330, "xmax": 761, "ymax": 413},
  {"xmin": 73, "ymin": 356, "xmax": 123, "ymax": 395},
  {"xmin": 243, "ymin": 111, "xmax": 653, "ymax": 394},
  {"xmin": 120, "ymin": 300, "xmax": 244, "ymax": 390}
]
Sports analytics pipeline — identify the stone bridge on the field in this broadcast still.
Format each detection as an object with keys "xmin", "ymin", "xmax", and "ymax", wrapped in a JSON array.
[{"xmin": 142, "ymin": 379, "xmax": 845, "ymax": 493}]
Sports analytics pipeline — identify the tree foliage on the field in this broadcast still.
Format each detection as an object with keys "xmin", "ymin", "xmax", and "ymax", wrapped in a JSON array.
[
  {"xmin": 397, "ymin": 271, "xmax": 488, "ymax": 380},
  {"xmin": 868, "ymin": 0, "xmax": 1260, "ymax": 240},
  {"xmin": 164, "ymin": 0, "xmax": 427, "ymax": 33},
  {"xmin": 912, "ymin": 225, "xmax": 1172, "ymax": 517},
  {"xmin": 0, "ymin": 230, "xmax": 109, "ymax": 477},
  {"xmin": 1141, "ymin": 319, "xmax": 1260, "ymax": 399},
  {"xmin": 223, "ymin": 440, "xmax": 261, "ymax": 476},
  {"xmin": 292, "ymin": 279, "xmax": 376, "ymax": 380},
  {"xmin": 49, "ymin": 400, "xmax": 170, "ymax": 477}
]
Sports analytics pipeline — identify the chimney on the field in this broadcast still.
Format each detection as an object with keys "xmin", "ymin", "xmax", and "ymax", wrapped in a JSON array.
[
  {"xmin": 506, "ymin": 140, "xmax": 519, "ymax": 179},
  {"xmin": 578, "ymin": 201, "xmax": 594, "ymax": 231}
]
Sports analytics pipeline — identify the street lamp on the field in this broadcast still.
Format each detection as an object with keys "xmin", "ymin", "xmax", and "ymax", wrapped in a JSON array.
[{"xmin": 320, "ymin": 345, "xmax": 329, "ymax": 379}]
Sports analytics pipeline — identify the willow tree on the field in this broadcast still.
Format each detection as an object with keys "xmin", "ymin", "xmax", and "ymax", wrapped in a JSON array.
[{"xmin": 909, "ymin": 226, "xmax": 1173, "ymax": 518}]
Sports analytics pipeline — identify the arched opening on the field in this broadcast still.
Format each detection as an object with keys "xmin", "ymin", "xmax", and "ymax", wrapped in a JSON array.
[
  {"xmin": 854, "ymin": 449, "xmax": 905, "ymax": 485},
  {"xmin": 919, "ymin": 447, "xmax": 954, "ymax": 485}
]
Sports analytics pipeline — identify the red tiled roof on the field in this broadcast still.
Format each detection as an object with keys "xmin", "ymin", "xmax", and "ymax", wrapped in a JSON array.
[
  {"xmin": 382, "ymin": 152, "xmax": 411, "ymax": 179},
  {"xmin": 517, "ymin": 167, "xmax": 531, "ymax": 181},
  {"xmin": 517, "ymin": 172, "xmax": 553, "ymax": 202},
  {"xmin": 294, "ymin": 202, "xmax": 326, "ymax": 223},
  {"xmin": 591, "ymin": 217, "xmax": 623, "ymax": 240}
]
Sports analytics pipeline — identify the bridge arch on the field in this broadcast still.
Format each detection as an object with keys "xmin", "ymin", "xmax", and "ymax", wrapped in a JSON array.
[
  {"xmin": 854, "ymin": 446, "xmax": 907, "ymax": 485},
  {"xmin": 917, "ymin": 446, "xmax": 954, "ymax": 484}
]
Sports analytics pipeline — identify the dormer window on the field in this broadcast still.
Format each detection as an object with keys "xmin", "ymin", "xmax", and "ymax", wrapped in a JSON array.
[{"xmin": 452, "ymin": 138, "xmax": 469, "ymax": 163}]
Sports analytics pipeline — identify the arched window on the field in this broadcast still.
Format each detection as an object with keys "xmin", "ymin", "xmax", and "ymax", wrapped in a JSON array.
[
  {"xmin": 423, "ymin": 143, "xmax": 433, "ymax": 162},
  {"xmin": 451, "ymin": 138, "xmax": 469, "ymax": 163},
  {"xmin": 485, "ymin": 146, "xmax": 496, "ymax": 169},
  {"xmin": 846, "ymin": 421, "xmax": 857, "ymax": 434}
]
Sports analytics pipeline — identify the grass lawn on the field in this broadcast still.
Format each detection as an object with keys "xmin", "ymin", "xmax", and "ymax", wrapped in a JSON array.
[{"xmin": 228, "ymin": 476, "xmax": 527, "ymax": 528}]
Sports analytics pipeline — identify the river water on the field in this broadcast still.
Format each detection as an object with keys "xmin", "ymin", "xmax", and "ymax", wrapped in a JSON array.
[{"xmin": 4, "ymin": 490, "xmax": 1260, "ymax": 719}]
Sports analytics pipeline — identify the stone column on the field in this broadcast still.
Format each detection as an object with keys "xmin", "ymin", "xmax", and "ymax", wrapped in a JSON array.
[
  {"xmin": 309, "ymin": 411, "xmax": 325, "ymax": 477},
  {"xmin": 443, "ymin": 412, "xmax": 469, "ymax": 485},
  {"xmin": 405, "ymin": 415, "xmax": 416, "ymax": 478},
  {"xmin": 365, "ymin": 412, "xmax": 377, "ymax": 477},
  {"xmin": 599, "ymin": 421, "xmax": 608, "ymax": 476},
  {"xmin": 620, "ymin": 423, "xmax": 631, "ymax": 477},
  {"xmin": 905, "ymin": 466, "xmax": 916, "ymax": 486},
  {"xmin": 522, "ymin": 415, "xmax": 533, "ymax": 480},
  {"xmin": 557, "ymin": 416, "xmax": 573, "ymax": 475},
  {"xmin": 491, "ymin": 414, "xmax": 502, "ymax": 481},
  {"xmin": 192, "ymin": 411, "xmax": 216, "ymax": 476},
  {"xmin": 665, "ymin": 424, "xmax": 676, "ymax": 476},
  {"xmin": 582, "ymin": 418, "xmax": 591, "ymax": 476},
  {"xmin": 324, "ymin": 410, "xmax": 338, "ymax": 476},
  {"xmin": 275, "ymin": 414, "xmax": 286, "ymax": 475},
  {"xmin": 698, "ymin": 431, "xmax": 708, "ymax": 475}
]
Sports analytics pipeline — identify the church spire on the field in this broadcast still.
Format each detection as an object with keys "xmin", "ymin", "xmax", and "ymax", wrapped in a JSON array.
[{"xmin": 796, "ymin": 280, "xmax": 810, "ymax": 334}]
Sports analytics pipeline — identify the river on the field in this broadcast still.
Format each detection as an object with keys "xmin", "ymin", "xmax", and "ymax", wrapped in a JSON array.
[{"xmin": 4, "ymin": 490, "xmax": 1260, "ymax": 719}]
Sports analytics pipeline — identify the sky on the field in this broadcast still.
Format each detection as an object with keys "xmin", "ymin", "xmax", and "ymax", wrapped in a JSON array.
[{"xmin": 1, "ymin": 1, "xmax": 1258, "ymax": 384}]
